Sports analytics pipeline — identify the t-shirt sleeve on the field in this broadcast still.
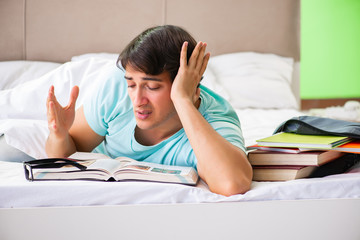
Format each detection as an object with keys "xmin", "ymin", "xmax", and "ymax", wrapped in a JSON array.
[
  {"xmin": 199, "ymin": 85, "xmax": 246, "ymax": 153},
  {"xmin": 211, "ymin": 120, "xmax": 246, "ymax": 153},
  {"xmin": 83, "ymin": 67, "xmax": 129, "ymax": 136},
  {"xmin": 203, "ymin": 108, "xmax": 246, "ymax": 153},
  {"xmin": 181, "ymin": 119, "xmax": 245, "ymax": 170}
]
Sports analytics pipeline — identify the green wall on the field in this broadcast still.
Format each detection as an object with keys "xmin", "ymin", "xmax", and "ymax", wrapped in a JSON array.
[{"xmin": 301, "ymin": 0, "xmax": 360, "ymax": 99}]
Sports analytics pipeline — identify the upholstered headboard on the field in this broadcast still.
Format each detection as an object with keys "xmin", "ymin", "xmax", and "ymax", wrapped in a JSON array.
[
  {"xmin": 0, "ymin": 0, "xmax": 300, "ymax": 101},
  {"xmin": 0, "ymin": 0, "xmax": 300, "ymax": 62}
]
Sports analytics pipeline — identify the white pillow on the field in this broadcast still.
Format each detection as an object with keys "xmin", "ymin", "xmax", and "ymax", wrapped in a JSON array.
[
  {"xmin": 201, "ymin": 66, "xmax": 230, "ymax": 100},
  {"xmin": 0, "ymin": 119, "xmax": 48, "ymax": 159},
  {"xmin": 0, "ymin": 58, "xmax": 117, "ymax": 158},
  {"xmin": 0, "ymin": 58, "xmax": 115, "ymax": 120},
  {"xmin": 208, "ymin": 52, "xmax": 298, "ymax": 109},
  {"xmin": 71, "ymin": 53, "xmax": 119, "ymax": 62},
  {"xmin": 0, "ymin": 61, "xmax": 61, "ymax": 90}
]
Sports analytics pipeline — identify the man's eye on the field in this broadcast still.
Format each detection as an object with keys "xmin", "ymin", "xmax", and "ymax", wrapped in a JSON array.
[
  {"xmin": 127, "ymin": 85, "xmax": 135, "ymax": 88},
  {"xmin": 147, "ymin": 86, "xmax": 160, "ymax": 90}
]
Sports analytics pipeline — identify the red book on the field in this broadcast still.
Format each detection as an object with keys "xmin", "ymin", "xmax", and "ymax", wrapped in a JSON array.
[
  {"xmin": 248, "ymin": 149, "xmax": 344, "ymax": 166},
  {"xmin": 247, "ymin": 144, "xmax": 305, "ymax": 154},
  {"xmin": 331, "ymin": 140, "xmax": 360, "ymax": 154}
]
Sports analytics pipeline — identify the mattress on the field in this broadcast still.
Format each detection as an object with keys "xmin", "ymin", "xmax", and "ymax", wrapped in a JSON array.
[{"xmin": 1, "ymin": 108, "xmax": 359, "ymax": 208}]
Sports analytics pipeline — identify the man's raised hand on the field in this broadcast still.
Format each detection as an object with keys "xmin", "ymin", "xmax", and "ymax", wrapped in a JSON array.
[{"xmin": 46, "ymin": 85, "xmax": 79, "ymax": 138}]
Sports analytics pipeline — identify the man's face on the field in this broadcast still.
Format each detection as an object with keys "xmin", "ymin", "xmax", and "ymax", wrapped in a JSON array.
[{"xmin": 125, "ymin": 65, "xmax": 181, "ymax": 135}]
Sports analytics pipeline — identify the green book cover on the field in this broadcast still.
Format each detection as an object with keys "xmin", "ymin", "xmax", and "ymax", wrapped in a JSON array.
[{"xmin": 256, "ymin": 132, "xmax": 351, "ymax": 149}]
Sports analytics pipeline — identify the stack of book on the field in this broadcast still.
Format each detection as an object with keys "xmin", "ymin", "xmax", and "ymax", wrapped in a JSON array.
[{"xmin": 247, "ymin": 132, "xmax": 360, "ymax": 181}]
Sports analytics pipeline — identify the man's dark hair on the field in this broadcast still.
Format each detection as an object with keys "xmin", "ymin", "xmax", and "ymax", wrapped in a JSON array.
[{"xmin": 117, "ymin": 25, "xmax": 197, "ymax": 81}]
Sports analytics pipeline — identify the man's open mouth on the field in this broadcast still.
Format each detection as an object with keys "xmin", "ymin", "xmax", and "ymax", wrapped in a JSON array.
[{"xmin": 135, "ymin": 110, "xmax": 152, "ymax": 120}]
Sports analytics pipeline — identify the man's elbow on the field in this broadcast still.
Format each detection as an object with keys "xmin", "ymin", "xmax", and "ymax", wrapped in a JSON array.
[
  {"xmin": 212, "ymin": 176, "xmax": 252, "ymax": 197},
  {"xmin": 224, "ymin": 178, "xmax": 252, "ymax": 196}
]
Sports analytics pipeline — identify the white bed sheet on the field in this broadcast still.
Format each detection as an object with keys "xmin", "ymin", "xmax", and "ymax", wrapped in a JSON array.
[
  {"xmin": 1, "ymin": 109, "xmax": 359, "ymax": 208},
  {"xmin": 1, "ymin": 160, "xmax": 359, "ymax": 208}
]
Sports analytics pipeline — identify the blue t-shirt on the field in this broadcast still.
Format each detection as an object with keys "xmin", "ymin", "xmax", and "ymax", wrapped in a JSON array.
[{"xmin": 83, "ymin": 65, "xmax": 245, "ymax": 169}]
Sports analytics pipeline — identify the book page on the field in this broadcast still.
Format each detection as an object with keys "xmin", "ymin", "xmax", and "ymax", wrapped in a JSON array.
[
  {"xmin": 69, "ymin": 152, "xmax": 111, "ymax": 161},
  {"xmin": 86, "ymin": 159, "xmax": 123, "ymax": 174},
  {"xmin": 118, "ymin": 161, "xmax": 192, "ymax": 175},
  {"xmin": 69, "ymin": 152, "xmax": 195, "ymax": 180},
  {"xmin": 112, "ymin": 161, "xmax": 198, "ymax": 184}
]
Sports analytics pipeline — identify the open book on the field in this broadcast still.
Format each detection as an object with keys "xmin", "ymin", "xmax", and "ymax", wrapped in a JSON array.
[{"xmin": 24, "ymin": 152, "xmax": 199, "ymax": 185}]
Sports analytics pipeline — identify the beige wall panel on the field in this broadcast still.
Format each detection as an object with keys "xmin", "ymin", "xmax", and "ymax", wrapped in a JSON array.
[
  {"xmin": 0, "ymin": 0, "xmax": 25, "ymax": 61},
  {"xmin": 165, "ymin": 0, "xmax": 300, "ymax": 60},
  {"xmin": 25, "ymin": 0, "xmax": 164, "ymax": 62}
]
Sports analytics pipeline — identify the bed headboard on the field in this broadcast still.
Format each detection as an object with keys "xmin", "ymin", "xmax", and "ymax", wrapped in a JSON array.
[
  {"xmin": 0, "ymin": 0, "xmax": 299, "ymax": 62},
  {"xmin": 0, "ymin": 0, "xmax": 300, "ymax": 102}
]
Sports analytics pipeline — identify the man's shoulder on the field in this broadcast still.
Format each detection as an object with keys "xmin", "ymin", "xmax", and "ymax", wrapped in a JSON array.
[{"xmin": 84, "ymin": 64, "xmax": 131, "ymax": 118}]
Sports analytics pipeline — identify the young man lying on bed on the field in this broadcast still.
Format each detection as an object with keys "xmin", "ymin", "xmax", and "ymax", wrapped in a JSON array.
[{"xmin": 45, "ymin": 25, "xmax": 252, "ymax": 196}]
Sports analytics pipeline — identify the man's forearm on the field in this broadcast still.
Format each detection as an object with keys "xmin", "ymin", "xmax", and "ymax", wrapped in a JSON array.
[
  {"xmin": 173, "ymin": 98, "xmax": 252, "ymax": 196},
  {"xmin": 45, "ymin": 133, "xmax": 77, "ymax": 158}
]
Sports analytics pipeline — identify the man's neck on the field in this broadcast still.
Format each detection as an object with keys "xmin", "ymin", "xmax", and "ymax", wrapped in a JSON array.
[{"xmin": 134, "ymin": 123, "xmax": 183, "ymax": 146}]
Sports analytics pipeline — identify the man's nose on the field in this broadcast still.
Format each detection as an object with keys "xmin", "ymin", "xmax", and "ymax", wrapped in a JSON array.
[{"xmin": 133, "ymin": 88, "xmax": 148, "ymax": 106}]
